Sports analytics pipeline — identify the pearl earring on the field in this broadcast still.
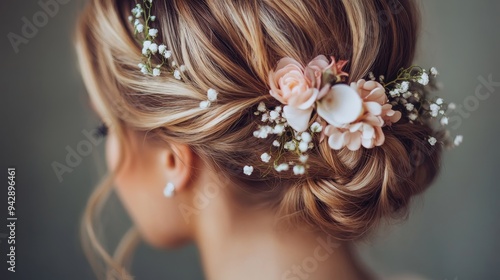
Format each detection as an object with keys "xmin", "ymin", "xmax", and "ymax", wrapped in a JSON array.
[{"xmin": 163, "ymin": 182, "xmax": 175, "ymax": 197}]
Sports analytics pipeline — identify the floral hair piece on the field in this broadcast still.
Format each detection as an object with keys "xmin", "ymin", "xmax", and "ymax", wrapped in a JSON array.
[
  {"xmin": 129, "ymin": 0, "xmax": 186, "ymax": 79},
  {"xmin": 248, "ymin": 55, "xmax": 463, "ymax": 176},
  {"xmin": 127, "ymin": 2, "xmax": 462, "ymax": 177}
]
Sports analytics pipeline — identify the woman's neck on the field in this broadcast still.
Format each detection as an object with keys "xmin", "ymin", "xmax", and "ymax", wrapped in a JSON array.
[{"xmin": 192, "ymin": 197, "xmax": 373, "ymax": 280}]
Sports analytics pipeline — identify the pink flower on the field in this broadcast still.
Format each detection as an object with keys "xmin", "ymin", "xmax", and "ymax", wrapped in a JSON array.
[
  {"xmin": 319, "ymin": 79, "xmax": 399, "ymax": 150},
  {"xmin": 305, "ymin": 55, "xmax": 348, "ymax": 88},
  {"xmin": 269, "ymin": 57, "xmax": 318, "ymax": 132}
]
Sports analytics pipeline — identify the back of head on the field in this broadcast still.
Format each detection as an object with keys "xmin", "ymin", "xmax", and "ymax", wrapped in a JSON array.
[{"xmin": 76, "ymin": 0, "xmax": 440, "ymax": 242}]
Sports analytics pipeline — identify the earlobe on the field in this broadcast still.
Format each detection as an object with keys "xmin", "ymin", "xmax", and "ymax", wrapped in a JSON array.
[{"xmin": 164, "ymin": 143, "xmax": 195, "ymax": 194}]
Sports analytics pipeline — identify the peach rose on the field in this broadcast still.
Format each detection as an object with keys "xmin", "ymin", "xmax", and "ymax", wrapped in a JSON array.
[{"xmin": 269, "ymin": 57, "xmax": 319, "ymax": 132}]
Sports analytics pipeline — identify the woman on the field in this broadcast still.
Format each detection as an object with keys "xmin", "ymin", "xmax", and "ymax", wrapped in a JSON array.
[{"xmin": 76, "ymin": 0, "xmax": 456, "ymax": 279}]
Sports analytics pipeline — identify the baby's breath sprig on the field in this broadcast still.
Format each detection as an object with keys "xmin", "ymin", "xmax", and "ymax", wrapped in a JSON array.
[
  {"xmin": 129, "ymin": 0, "xmax": 185, "ymax": 79},
  {"xmin": 372, "ymin": 66, "xmax": 463, "ymax": 148},
  {"xmin": 250, "ymin": 102, "xmax": 323, "ymax": 176}
]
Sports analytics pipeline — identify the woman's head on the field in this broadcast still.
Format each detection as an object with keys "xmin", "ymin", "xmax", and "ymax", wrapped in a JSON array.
[{"xmin": 76, "ymin": 0, "xmax": 440, "ymax": 252}]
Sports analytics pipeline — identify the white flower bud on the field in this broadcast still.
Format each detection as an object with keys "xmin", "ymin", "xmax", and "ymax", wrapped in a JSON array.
[
  {"xmin": 428, "ymin": 136, "xmax": 437, "ymax": 146},
  {"xmin": 174, "ymin": 70, "xmax": 181, "ymax": 80},
  {"xmin": 243, "ymin": 166, "xmax": 254, "ymax": 176},
  {"xmin": 275, "ymin": 163, "xmax": 289, "ymax": 172},
  {"xmin": 207, "ymin": 88, "xmax": 218, "ymax": 102},
  {"xmin": 301, "ymin": 132, "xmax": 312, "ymax": 143},
  {"xmin": 299, "ymin": 141, "xmax": 308, "ymax": 152},
  {"xmin": 158, "ymin": 44, "xmax": 166, "ymax": 54},
  {"xmin": 258, "ymin": 102, "xmax": 267, "ymax": 112},
  {"xmin": 405, "ymin": 103, "xmax": 415, "ymax": 111},
  {"xmin": 149, "ymin": 43, "xmax": 158, "ymax": 54},
  {"xmin": 293, "ymin": 165, "xmax": 306, "ymax": 175},
  {"xmin": 136, "ymin": 24, "xmax": 144, "ymax": 33},
  {"xmin": 148, "ymin": 28, "xmax": 158, "ymax": 37},
  {"xmin": 199, "ymin": 100, "xmax": 211, "ymax": 109},
  {"xmin": 454, "ymin": 135, "xmax": 463, "ymax": 146},
  {"xmin": 261, "ymin": 153, "xmax": 271, "ymax": 163}
]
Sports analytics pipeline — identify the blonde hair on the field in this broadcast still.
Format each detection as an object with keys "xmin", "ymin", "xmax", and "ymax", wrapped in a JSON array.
[{"xmin": 75, "ymin": 0, "xmax": 441, "ymax": 278}]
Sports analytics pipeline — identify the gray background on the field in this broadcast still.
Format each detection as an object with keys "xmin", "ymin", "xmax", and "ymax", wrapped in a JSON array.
[{"xmin": 0, "ymin": 0, "xmax": 498, "ymax": 279}]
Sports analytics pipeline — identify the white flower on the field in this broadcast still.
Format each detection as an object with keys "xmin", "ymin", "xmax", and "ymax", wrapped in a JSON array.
[
  {"xmin": 150, "ymin": 15, "xmax": 156, "ymax": 21},
  {"xmin": 284, "ymin": 141, "xmax": 296, "ymax": 151},
  {"xmin": 310, "ymin": 122, "xmax": 323, "ymax": 133},
  {"xmin": 164, "ymin": 50, "xmax": 172, "ymax": 59},
  {"xmin": 272, "ymin": 140, "xmax": 280, "ymax": 147},
  {"xmin": 299, "ymin": 155, "xmax": 309, "ymax": 163},
  {"xmin": 158, "ymin": 44, "xmax": 167, "ymax": 54},
  {"xmin": 400, "ymin": 81, "xmax": 410, "ymax": 93},
  {"xmin": 134, "ymin": 19, "xmax": 140, "ymax": 26},
  {"xmin": 273, "ymin": 124, "xmax": 285, "ymax": 135},
  {"xmin": 261, "ymin": 153, "xmax": 271, "ymax": 163},
  {"xmin": 152, "ymin": 68, "xmax": 161, "ymax": 76},
  {"xmin": 436, "ymin": 98, "xmax": 444, "ymax": 105},
  {"xmin": 148, "ymin": 28, "xmax": 158, "ymax": 37},
  {"xmin": 430, "ymin": 103, "xmax": 440, "ymax": 116},
  {"xmin": 275, "ymin": 163, "xmax": 289, "ymax": 172},
  {"xmin": 136, "ymin": 24, "xmax": 144, "ymax": 33},
  {"xmin": 174, "ymin": 70, "xmax": 181, "ymax": 80},
  {"xmin": 293, "ymin": 165, "xmax": 306, "ymax": 175},
  {"xmin": 405, "ymin": 103, "xmax": 415, "ymax": 111},
  {"xmin": 207, "ymin": 88, "xmax": 218, "ymax": 102},
  {"xmin": 269, "ymin": 110, "xmax": 280, "ymax": 121},
  {"xmin": 275, "ymin": 106, "xmax": 282, "ymax": 113},
  {"xmin": 140, "ymin": 65, "xmax": 148, "ymax": 75},
  {"xmin": 299, "ymin": 141, "xmax": 309, "ymax": 153},
  {"xmin": 440, "ymin": 117, "xmax": 449, "ymax": 125},
  {"xmin": 255, "ymin": 126, "xmax": 272, "ymax": 139},
  {"xmin": 261, "ymin": 113, "xmax": 269, "ymax": 122},
  {"xmin": 143, "ymin": 40, "xmax": 151, "ymax": 49},
  {"xmin": 448, "ymin": 103, "xmax": 456, "ymax": 110},
  {"xmin": 402, "ymin": 92, "xmax": 412, "ymax": 99},
  {"xmin": 418, "ymin": 72, "xmax": 429, "ymax": 86},
  {"xmin": 408, "ymin": 113, "xmax": 418, "ymax": 121},
  {"xmin": 301, "ymin": 132, "xmax": 312, "ymax": 143},
  {"xmin": 180, "ymin": 65, "xmax": 187, "ymax": 72},
  {"xmin": 171, "ymin": 61, "xmax": 177, "ymax": 67},
  {"xmin": 428, "ymin": 136, "xmax": 437, "ymax": 146},
  {"xmin": 430, "ymin": 67, "xmax": 438, "ymax": 76},
  {"xmin": 128, "ymin": 15, "xmax": 134, "ymax": 22},
  {"xmin": 149, "ymin": 43, "xmax": 158, "ymax": 54},
  {"xmin": 243, "ymin": 166, "xmax": 254, "ymax": 176},
  {"xmin": 258, "ymin": 102, "xmax": 267, "ymax": 112},
  {"xmin": 439, "ymin": 110, "xmax": 445, "ymax": 115},
  {"xmin": 454, "ymin": 135, "xmax": 463, "ymax": 146},
  {"xmin": 389, "ymin": 89, "xmax": 400, "ymax": 97},
  {"xmin": 199, "ymin": 100, "xmax": 211, "ymax": 109}
]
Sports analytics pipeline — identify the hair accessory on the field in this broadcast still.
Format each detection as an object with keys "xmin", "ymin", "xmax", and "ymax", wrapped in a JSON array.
[
  {"xmin": 127, "ymin": 3, "xmax": 462, "ymax": 177},
  {"xmin": 245, "ymin": 56, "xmax": 463, "ymax": 176},
  {"xmin": 163, "ymin": 182, "xmax": 175, "ymax": 197},
  {"xmin": 129, "ymin": 0, "xmax": 185, "ymax": 79}
]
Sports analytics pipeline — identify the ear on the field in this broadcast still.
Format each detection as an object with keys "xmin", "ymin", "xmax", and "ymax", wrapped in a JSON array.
[{"xmin": 164, "ymin": 142, "xmax": 195, "ymax": 194}]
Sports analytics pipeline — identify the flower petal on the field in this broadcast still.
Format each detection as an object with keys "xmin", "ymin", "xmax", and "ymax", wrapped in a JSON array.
[
  {"xmin": 283, "ymin": 106, "xmax": 313, "ymax": 132},
  {"xmin": 364, "ymin": 101, "xmax": 382, "ymax": 115},
  {"xmin": 328, "ymin": 130, "xmax": 345, "ymax": 150},
  {"xmin": 346, "ymin": 132, "xmax": 362, "ymax": 151},
  {"xmin": 317, "ymin": 84, "xmax": 363, "ymax": 125}
]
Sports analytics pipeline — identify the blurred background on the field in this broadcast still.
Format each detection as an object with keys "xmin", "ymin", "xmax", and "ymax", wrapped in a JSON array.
[{"xmin": 1, "ymin": 0, "xmax": 499, "ymax": 279}]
